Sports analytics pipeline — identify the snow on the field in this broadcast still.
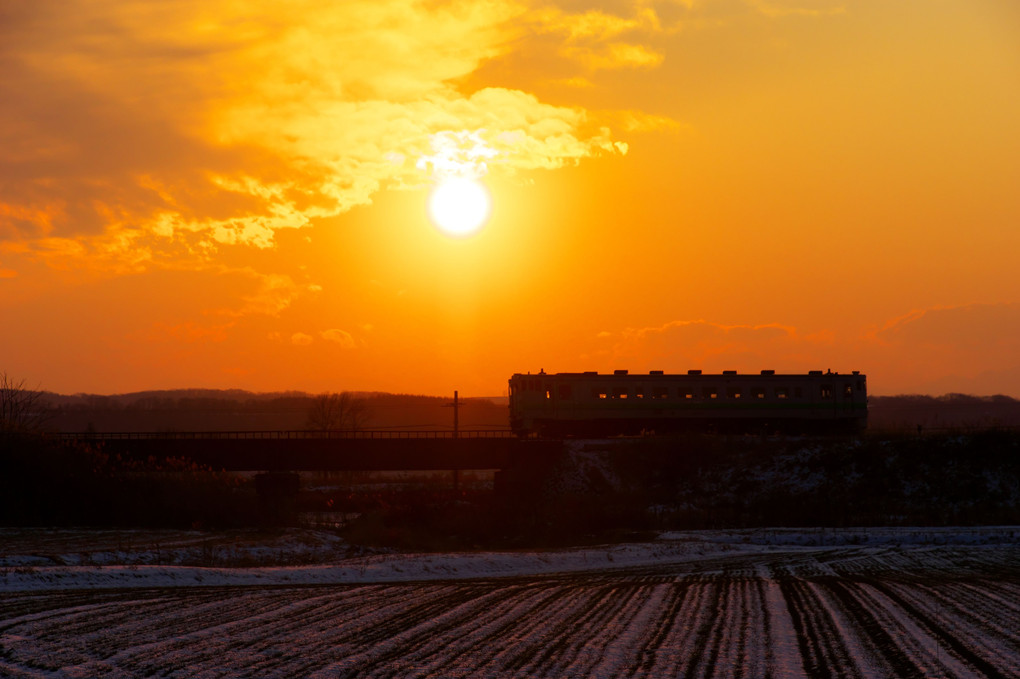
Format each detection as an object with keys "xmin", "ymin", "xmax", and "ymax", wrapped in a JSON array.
[
  {"xmin": 2, "ymin": 526, "xmax": 1016, "ymax": 593},
  {"xmin": 4, "ymin": 530, "xmax": 1018, "ymax": 678}
]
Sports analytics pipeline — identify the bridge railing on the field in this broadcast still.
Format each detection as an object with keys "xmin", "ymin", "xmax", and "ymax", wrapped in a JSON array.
[{"xmin": 55, "ymin": 429, "xmax": 515, "ymax": 441}]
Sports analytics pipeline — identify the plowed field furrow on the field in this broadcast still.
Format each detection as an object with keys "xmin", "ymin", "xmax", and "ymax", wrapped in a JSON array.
[
  {"xmin": 0, "ymin": 590, "xmax": 145, "ymax": 622},
  {"xmin": 960, "ymin": 580, "xmax": 1020, "ymax": 617},
  {"xmin": 73, "ymin": 589, "xmax": 334, "ymax": 669},
  {"xmin": 253, "ymin": 585, "xmax": 504, "ymax": 677},
  {"xmin": 539, "ymin": 584, "xmax": 655, "ymax": 678},
  {"xmin": 582, "ymin": 582, "xmax": 670, "ymax": 679},
  {"xmin": 910, "ymin": 580, "xmax": 1020, "ymax": 650},
  {"xmin": 703, "ymin": 578, "xmax": 767, "ymax": 679},
  {"xmin": 1, "ymin": 596, "xmax": 217, "ymax": 671},
  {"xmin": 318, "ymin": 585, "xmax": 539, "ymax": 679},
  {"xmin": 726, "ymin": 579, "xmax": 763, "ymax": 679},
  {"xmin": 485, "ymin": 585, "xmax": 609, "ymax": 675},
  {"xmin": 314, "ymin": 584, "xmax": 575, "ymax": 678},
  {"xmin": 674, "ymin": 577, "xmax": 727, "ymax": 678},
  {"xmin": 504, "ymin": 584, "xmax": 637, "ymax": 677},
  {"xmin": 3, "ymin": 545, "xmax": 1019, "ymax": 677},
  {"xmin": 763, "ymin": 577, "xmax": 806, "ymax": 679},
  {"xmin": 449, "ymin": 585, "xmax": 596, "ymax": 678},
  {"xmin": 627, "ymin": 581, "xmax": 691, "ymax": 678},
  {"xmin": 879, "ymin": 581, "xmax": 1020, "ymax": 677},
  {"xmin": 169, "ymin": 589, "xmax": 397, "ymax": 677},
  {"xmin": 975, "ymin": 550, "xmax": 1020, "ymax": 573},
  {"xmin": 53, "ymin": 590, "xmax": 296, "ymax": 657},
  {"xmin": 695, "ymin": 579, "xmax": 741, "ymax": 679},
  {"xmin": 1, "ymin": 596, "xmax": 166, "ymax": 636},
  {"xmin": 849, "ymin": 581, "xmax": 987, "ymax": 678},
  {"xmin": 821, "ymin": 578, "xmax": 925, "ymax": 678},
  {"xmin": 953, "ymin": 580, "xmax": 1020, "ymax": 634},
  {"xmin": 105, "ymin": 594, "xmax": 353, "ymax": 676},
  {"xmin": 137, "ymin": 592, "xmax": 356, "ymax": 673},
  {"xmin": 779, "ymin": 578, "xmax": 863, "ymax": 679},
  {"xmin": 103, "ymin": 586, "xmax": 459, "ymax": 677},
  {"xmin": 732, "ymin": 578, "xmax": 764, "ymax": 679},
  {"xmin": 662, "ymin": 579, "xmax": 721, "ymax": 676},
  {"xmin": 752, "ymin": 578, "xmax": 775, "ymax": 679},
  {"xmin": 369, "ymin": 585, "xmax": 567, "ymax": 679},
  {"xmin": 704, "ymin": 579, "xmax": 740, "ymax": 679}
]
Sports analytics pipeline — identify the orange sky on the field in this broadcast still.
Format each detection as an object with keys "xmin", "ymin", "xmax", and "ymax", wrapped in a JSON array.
[{"xmin": 2, "ymin": 0, "xmax": 1019, "ymax": 398}]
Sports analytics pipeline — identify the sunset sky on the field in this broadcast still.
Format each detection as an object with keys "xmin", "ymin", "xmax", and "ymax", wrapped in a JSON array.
[{"xmin": 2, "ymin": 0, "xmax": 1019, "ymax": 398}]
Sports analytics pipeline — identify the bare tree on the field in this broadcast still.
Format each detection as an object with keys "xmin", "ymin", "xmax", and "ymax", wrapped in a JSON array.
[
  {"xmin": 306, "ymin": 392, "xmax": 370, "ymax": 432},
  {"xmin": 0, "ymin": 372, "xmax": 48, "ymax": 434}
]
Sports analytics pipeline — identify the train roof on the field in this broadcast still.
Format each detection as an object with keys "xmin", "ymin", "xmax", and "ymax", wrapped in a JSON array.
[{"xmin": 511, "ymin": 370, "xmax": 865, "ymax": 378}]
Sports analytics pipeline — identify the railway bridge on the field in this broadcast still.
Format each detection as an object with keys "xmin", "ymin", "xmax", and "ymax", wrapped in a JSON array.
[
  {"xmin": 60, "ymin": 430, "xmax": 566, "ymax": 510},
  {"xmin": 58, "ymin": 430, "xmax": 564, "ymax": 473}
]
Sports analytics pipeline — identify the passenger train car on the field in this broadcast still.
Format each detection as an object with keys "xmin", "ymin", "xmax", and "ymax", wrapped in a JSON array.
[{"xmin": 509, "ymin": 370, "xmax": 867, "ymax": 436}]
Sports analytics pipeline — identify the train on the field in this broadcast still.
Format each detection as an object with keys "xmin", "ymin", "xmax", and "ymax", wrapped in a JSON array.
[{"xmin": 509, "ymin": 369, "xmax": 867, "ymax": 437}]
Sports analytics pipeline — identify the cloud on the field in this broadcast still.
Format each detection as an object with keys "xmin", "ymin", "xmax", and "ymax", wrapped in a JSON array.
[
  {"xmin": 291, "ymin": 333, "xmax": 314, "ymax": 346},
  {"xmin": 565, "ymin": 43, "xmax": 665, "ymax": 71},
  {"xmin": 532, "ymin": 5, "xmax": 666, "ymax": 71},
  {"xmin": 612, "ymin": 111, "xmax": 691, "ymax": 134},
  {"xmin": 0, "ymin": 0, "xmax": 631, "ymax": 272},
  {"xmin": 875, "ymin": 303, "xmax": 1020, "ymax": 354},
  {"xmin": 533, "ymin": 7, "xmax": 650, "ymax": 41},
  {"xmin": 846, "ymin": 303, "xmax": 1020, "ymax": 396},
  {"xmin": 588, "ymin": 306, "xmax": 1020, "ymax": 397},
  {"xmin": 746, "ymin": 0, "xmax": 846, "ymax": 18},
  {"xmin": 596, "ymin": 319, "xmax": 817, "ymax": 371},
  {"xmin": 413, "ymin": 91, "xmax": 627, "ymax": 179},
  {"xmin": 321, "ymin": 329, "xmax": 357, "ymax": 348},
  {"xmin": 247, "ymin": 275, "xmax": 303, "ymax": 316}
]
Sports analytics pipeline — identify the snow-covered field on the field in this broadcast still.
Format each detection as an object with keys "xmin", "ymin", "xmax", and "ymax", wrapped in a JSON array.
[{"xmin": 2, "ymin": 527, "xmax": 1018, "ymax": 677}]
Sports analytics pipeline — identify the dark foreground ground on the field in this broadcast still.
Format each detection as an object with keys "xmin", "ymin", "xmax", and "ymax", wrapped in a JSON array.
[{"xmin": 1, "ymin": 529, "xmax": 1018, "ymax": 678}]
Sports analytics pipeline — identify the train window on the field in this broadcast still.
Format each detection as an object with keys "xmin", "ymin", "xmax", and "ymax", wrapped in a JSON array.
[
  {"xmin": 613, "ymin": 387, "xmax": 628, "ymax": 399},
  {"xmin": 843, "ymin": 384, "xmax": 853, "ymax": 398},
  {"xmin": 679, "ymin": 388, "xmax": 693, "ymax": 399},
  {"xmin": 545, "ymin": 389, "xmax": 551, "ymax": 400},
  {"xmin": 727, "ymin": 388, "xmax": 741, "ymax": 399},
  {"xmin": 635, "ymin": 386, "xmax": 644, "ymax": 399},
  {"xmin": 820, "ymin": 385, "xmax": 833, "ymax": 398},
  {"xmin": 653, "ymin": 387, "xmax": 669, "ymax": 399},
  {"xmin": 793, "ymin": 387, "xmax": 803, "ymax": 398},
  {"xmin": 753, "ymin": 387, "xmax": 766, "ymax": 399},
  {"xmin": 703, "ymin": 387, "xmax": 717, "ymax": 399},
  {"xmin": 775, "ymin": 387, "xmax": 788, "ymax": 399},
  {"xmin": 558, "ymin": 385, "xmax": 572, "ymax": 399},
  {"xmin": 592, "ymin": 388, "xmax": 608, "ymax": 399}
]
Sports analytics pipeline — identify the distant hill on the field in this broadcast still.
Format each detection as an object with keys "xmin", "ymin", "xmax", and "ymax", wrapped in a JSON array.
[
  {"xmin": 868, "ymin": 394, "xmax": 1020, "ymax": 431},
  {"xmin": 41, "ymin": 390, "xmax": 510, "ymax": 433},
  {"xmin": 38, "ymin": 389, "xmax": 1020, "ymax": 434}
]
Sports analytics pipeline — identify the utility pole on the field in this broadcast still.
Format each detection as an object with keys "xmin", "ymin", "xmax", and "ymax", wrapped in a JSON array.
[
  {"xmin": 443, "ymin": 390, "xmax": 461, "ymax": 492},
  {"xmin": 443, "ymin": 390, "xmax": 460, "ymax": 438}
]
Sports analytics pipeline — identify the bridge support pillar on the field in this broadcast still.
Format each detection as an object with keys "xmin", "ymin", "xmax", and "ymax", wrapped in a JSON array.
[
  {"xmin": 255, "ymin": 472, "xmax": 300, "ymax": 526},
  {"xmin": 493, "ymin": 443, "xmax": 565, "ymax": 500}
]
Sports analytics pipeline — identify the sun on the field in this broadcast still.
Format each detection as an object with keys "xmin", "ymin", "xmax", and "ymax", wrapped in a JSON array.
[{"xmin": 427, "ymin": 177, "xmax": 491, "ymax": 236}]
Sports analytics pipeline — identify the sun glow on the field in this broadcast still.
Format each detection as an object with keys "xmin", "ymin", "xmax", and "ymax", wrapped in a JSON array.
[{"xmin": 427, "ymin": 177, "xmax": 491, "ymax": 236}]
